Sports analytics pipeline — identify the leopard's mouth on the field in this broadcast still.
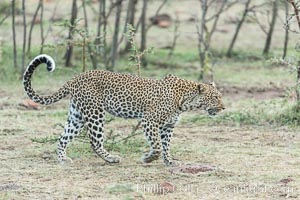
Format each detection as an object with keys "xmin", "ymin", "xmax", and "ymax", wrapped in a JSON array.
[
  {"xmin": 207, "ymin": 107, "xmax": 224, "ymax": 116},
  {"xmin": 207, "ymin": 108, "xmax": 217, "ymax": 116}
]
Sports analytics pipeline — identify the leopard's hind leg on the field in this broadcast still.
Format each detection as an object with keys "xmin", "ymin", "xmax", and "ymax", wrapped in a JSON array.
[
  {"xmin": 85, "ymin": 104, "xmax": 120, "ymax": 163},
  {"xmin": 57, "ymin": 100, "xmax": 84, "ymax": 163}
]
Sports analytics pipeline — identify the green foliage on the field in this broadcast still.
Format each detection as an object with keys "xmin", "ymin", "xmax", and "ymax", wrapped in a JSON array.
[
  {"xmin": 211, "ymin": 48, "xmax": 265, "ymax": 61},
  {"xmin": 31, "ymin": 135, "xmax": 59, "ymax": 144},
  {"xmin": 125, "ymin": 24, "xmax": 154, "ymax": 76},
  {"xmin": 217, "ymin": 111, "xmax": 260, "ymax": 126},
  {"xmin": 273, "ymin": 104, "xmax": 300, "ymax": 126},
  {"xmin": 0, "ymin": 44, "xmax": 20, "ymax": 81},
  {"xmin": 184, "ymin": 100, "xmax": 300, "ymax": 127},
  {"xmin": 105, "ymin": 130, "xmax": 145, "ymax": 155},
  {"xmin": 107, "ymin": 184, "xmax": 134, "ymax": 194}
]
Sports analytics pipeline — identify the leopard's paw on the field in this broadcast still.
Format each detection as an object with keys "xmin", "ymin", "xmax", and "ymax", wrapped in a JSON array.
[
  {"xmin": 58, "ymin": 156, "xmax": 73, "ymax": 164},
  {"xmin": 104, "ymin": 155, "xmax": 121, "ymax": 163},
  {"xmin": 142, "ymin": 153, "xmax": 160, "ymax": 163},
  {"xmin": 164, "ymin": 159, "xmax": 181, "ymax": 167}
]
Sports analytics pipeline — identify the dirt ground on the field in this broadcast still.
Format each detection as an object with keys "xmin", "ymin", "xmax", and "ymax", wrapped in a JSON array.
[
  {"xmin": 1, "ymin": 85, "xmax": 300, "ymax": 200},
  {"xmin": 1, "ymin": 0, "xmax": 300, "ymax": 199}
]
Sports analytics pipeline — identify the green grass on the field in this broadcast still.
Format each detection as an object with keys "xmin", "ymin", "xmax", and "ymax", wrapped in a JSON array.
[
  {"xmin": 2, "ymin": 2, "xmax": 300, "ymax": 199},
  {"xmin": 107, "ymin": 184, "xmax": 134, "ymax": 194},
  {"xmin": 1, "ymin": 44, "xmax": 298, "ymax": 128},
  {"xmin": 182, "ymin": 98, "xmax": 300, "ymax": 127},
  {"xmin": 105, "ymin": 131, "xmax": 146, "ymax": 154}
]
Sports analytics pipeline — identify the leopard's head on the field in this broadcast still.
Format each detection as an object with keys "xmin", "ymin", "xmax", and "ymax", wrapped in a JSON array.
[{"xmin": 180, "ymin": 82, "xmax": 225, "ymax": 116}]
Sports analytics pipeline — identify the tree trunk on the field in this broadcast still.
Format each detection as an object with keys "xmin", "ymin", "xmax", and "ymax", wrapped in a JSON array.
[
  {"xmin": 286, "ymin": 0, "xmax": 300, "ymax": 108},
  {"xmin": 263, "ymin": 0, "xmax": 278, "ymax": 56},
  {"xmin": 21, "ymin": 0, "xmax": 27, "ymax": 75},
  {"xmin": 123, "ymin": 0, "xmax": 137, "ymax": 53},
  {"xmin": 297, "ymin": 61, "xmax": 300, "ymax": 107},
  {"xmin": 64, "ymin": 0, "xmax": 77, "ymax": 67},
  {"xmin": 283, "ymin": 0, "xmax": 289, "ymax": 59},
  {"xmin": 11, "ymin": 0, "xmax": 18, "ymax": 69},
  {"xmin": 109, "ymin": 0, "xmax": 122, "ymax": 71},
  {"xmin": 140, "ymin": 0, "xmax": 148, "ymax": 67},
  {"xmin": 168, "ymin": 15, "xmax": 180, "ymax": 58},
  {"xmin": 227, "ymin": 0, "xmax": 251, "ymax": 57},
  {"xmin": 197, "ymin": 0, "xmax": 207, "ymax": 80},
  {"xmin": 95, "ymin": 0, "xmax": 103, "ymax": 65},
  {"xmin": 102, "ymin": 0, "xmax": 107, "ymax": 66},
  {"xmin": 27, "ymin": 0, "xmax": 42, "ymax": 56},
  {"xmin": 82, "ymin": 0, "xmax": 97, "ymax": 69},
  {"xmin": 96, "ymin": 0, "xmax": 108, "ymax": 66},
  {"xmin": 40, "ymin": 0, "xmax": 44, "ymax": 54}
]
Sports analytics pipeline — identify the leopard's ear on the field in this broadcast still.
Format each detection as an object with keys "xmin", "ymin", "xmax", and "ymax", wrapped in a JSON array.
[
  {"xmin": 210, "ymin": 82, "xmax": 216, "ymax": 87},
  {"xmin": 198, "ymin": 84, "xmax": 207, "ymax": 93}
]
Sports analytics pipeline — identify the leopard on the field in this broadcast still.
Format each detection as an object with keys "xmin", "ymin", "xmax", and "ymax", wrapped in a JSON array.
[{"xmin": 23, "ymin": 54, "xmax": 225, "ymax": 166}]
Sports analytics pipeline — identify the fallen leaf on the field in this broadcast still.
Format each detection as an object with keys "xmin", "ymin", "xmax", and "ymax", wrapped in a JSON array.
[
  {"xmin": 19, "ymin": 100, "xmax": 40, "ymax": 110},
  {"xmin": 280, "ymin": 178, "xmax": 294, "ymax": 185}
]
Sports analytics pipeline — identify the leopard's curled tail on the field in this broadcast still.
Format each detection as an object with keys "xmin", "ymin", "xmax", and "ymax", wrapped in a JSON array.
[{"xmin": 23, "ymin": 54, "xmax": 70, "ymax": 105}]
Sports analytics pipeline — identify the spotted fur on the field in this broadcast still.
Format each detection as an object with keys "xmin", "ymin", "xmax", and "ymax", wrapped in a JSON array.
[{"xmin": 23, "ymin": 54, "xmax": 225, "ymax": 166}]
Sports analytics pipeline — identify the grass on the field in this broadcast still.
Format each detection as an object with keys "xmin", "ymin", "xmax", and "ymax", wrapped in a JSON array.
[
  {"xmin": 180, "ymin": 98, "xmax": 300, "ymax": 128},
  {"xmin": 1, "ymin": 6, "xmax": 300, "ymax": 198}
]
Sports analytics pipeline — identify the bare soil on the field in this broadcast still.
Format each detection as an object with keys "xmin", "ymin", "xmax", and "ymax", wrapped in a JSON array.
[
  {"xmin": 0, "ymin": 86, "xmax": 299, "ymax": 200},
  {"xmin": 221, "ymin": 85, "xmax": 287, "ymax": 101}
]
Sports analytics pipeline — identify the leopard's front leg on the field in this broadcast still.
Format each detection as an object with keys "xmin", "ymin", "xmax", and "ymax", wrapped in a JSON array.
[
  {"xmin": 159, "ymin": 114, "xmax": 181, "ymax": 166},
  {"xmin": 141, "ymin": 119, "xmax": 161, "ymax": 163},
  {"xmin": 160, "ymin": 126, "xmax": 177, "ymax": 166}
]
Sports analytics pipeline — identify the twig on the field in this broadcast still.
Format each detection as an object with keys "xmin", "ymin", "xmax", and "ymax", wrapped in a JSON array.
[
  {"xmin": 109, "ymin": 122, "xmax": 142, "ymax": 145},
  {"xmin": 288, "ymin": 0, "xmax": 300, "ymax": 30},
  {"xmin": 0, "ymin": 13, "xmax": 9, "ymax": 26},
  {"xmin": 251, "ymin": 11, "xmax": 268, "ymax": 35}
]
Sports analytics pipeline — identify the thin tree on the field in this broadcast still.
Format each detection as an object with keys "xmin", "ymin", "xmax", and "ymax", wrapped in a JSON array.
[
  {"xmin": 27, "ymin": 0, "xmax": 42, "ymax": 55},
  {"xmin": 40, "ymin": 0, "xmax": 44, "ymax": 54},
  {"xmin": 123, "ymin": 0, "xmax": 138, "ymax": 53},
  {"xmin": 11, "ymin": 0, "xmax": 17, "ymax": 69},
  {"xmin": 263, "ymin": 0, "xmax": 278, "ymax": 56},
  {"xmin": 140, "ymin": 0, "xmax": 148, "ymax": 67},
  {"xmin": 283, "ymin": 0, "xmax": 289, "ymax": 59},
  {"xmin": 95, "ymin": 0, "xmax": 106, "ymax": 67},
  {"xmin": 168, "ymin": 14, "xmax": 180, "ymax": 59},
  {"xmin": 64, "ymin": 0, "xmax": 77, "ymax": 67},
  {"xmin": 82, "ymin": 0, "xmax": 97, "ymax": 69},
  {"xmin": 109, "ymin": 0, "xmax": 122, "ymax": 71},
  {"xmin": 226, "ymin": 0, "xmax": 251, "ymax": 57},
  {"xmin": 197, "ymin": 0, "xmax": 236, "ymax": 80},
  {"xmin": 21, "ymin": 0, "xmax": 27, "ymax": 74},
  {"xmin": 286, "ymin": 0, "xmax": 300, "ymax": 105},
  {"xmin": 197, "ymin": 0, "xmax": 208, "ymax": 80}
]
